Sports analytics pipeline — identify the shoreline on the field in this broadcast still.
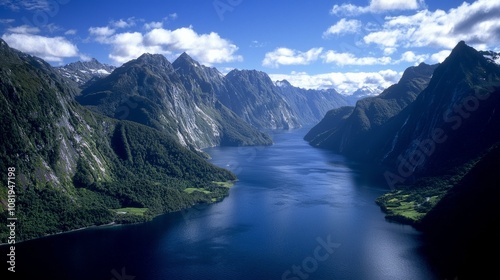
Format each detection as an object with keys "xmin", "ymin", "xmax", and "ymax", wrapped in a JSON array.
[
  {"xmin": 0, "ymin": 180, "xmax": 236, "ymax": 246},
  {"xmin": 0, "ymin": 222, "xmax": 120, "ymax": 247}
]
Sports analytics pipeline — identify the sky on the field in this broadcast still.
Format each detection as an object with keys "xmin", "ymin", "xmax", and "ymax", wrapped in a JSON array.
[{"xmin": 1, "ymin": 0, "xmax": 499, "ymax": 94}]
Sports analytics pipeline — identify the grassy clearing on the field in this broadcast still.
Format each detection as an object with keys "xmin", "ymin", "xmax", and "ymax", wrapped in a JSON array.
[
  {"xmin": 212, "ymin": 181, "xmax": 234, "ymax": 188},
  {"xmin": 183, "ymin": 188, "xmax": 212, "ymax": 194},
  {"xmin": 113, "ymin": 207, "xmax": 148, "ymax": 216}
]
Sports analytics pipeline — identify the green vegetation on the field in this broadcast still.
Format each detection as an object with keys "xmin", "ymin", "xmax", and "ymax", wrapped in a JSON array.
[
  {"xmin": 184, "ymin": 188, "xmax": 212, "ymax": 194},
  {"xmin": 213, "ymin": 181, "xmax": 234, "ymax": 188},
  {"xmin": 376, "ymin": 160, "xmax": 478, "ymax": 225},
  {"xmin": 113, "ymin": 207, "xmax": 148, "ymax": 216}
]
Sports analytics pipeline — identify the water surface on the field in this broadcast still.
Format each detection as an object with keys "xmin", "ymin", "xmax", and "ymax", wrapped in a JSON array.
[{"xmin": 5, "ymin": 128, "xmax": 438, "ymax": 279}]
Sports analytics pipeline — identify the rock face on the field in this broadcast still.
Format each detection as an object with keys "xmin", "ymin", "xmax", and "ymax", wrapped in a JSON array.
[
  {"xmin": 77, "ymin": 53, "xmax": 272, "ymax": 150},
  {"xmin": 275, "ymin": 80, "xmax": 353, "ymax": 125},
  {"xmin": 220, "ymin": 69, "xmax": 301, "ymax": 129},
  {"xmin": 219, "ymin": 72, "xmax": 352, "ymax": 130}
]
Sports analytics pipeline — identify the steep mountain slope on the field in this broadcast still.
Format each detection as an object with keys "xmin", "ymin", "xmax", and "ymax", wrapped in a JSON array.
[
  {"xmin": 382, "ymin": 41, "xmax": 500, "ymax": 179},
  {"xmin": 77, "ymin": 53, "xmax": 272, "ymax": 150},
  {"xmin": 352, "ymin": 41, "xmax": 500, "ymax": 278},
  {"xmin": 415, "ymin": 143, "xmax": 500, "ymax": 279},
  {"xmin": 274, "ymin": 80, "xmax": 352, "ymax": 124},
  {"xmin": 305, "ymin": 62, "xmax": 438, "ymax": 158},
  {"xmin": 0, "ymin": 39, "xmax": 236, "ymax": 242},
  {"xmin": 221, "ymin": 69, "xmax": 301, "ymax": 129}
]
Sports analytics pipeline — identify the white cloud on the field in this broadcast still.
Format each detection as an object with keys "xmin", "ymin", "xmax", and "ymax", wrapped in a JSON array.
[
  {"xmin": 262, "ymin": 47, "xmax": 323, "ymax": 68},
  {"xmin": 331, "ymin": 0, "xmax": 422, "ymax": 16},
  {"xmin": 1, "ymin": 33, "xmax": 79, "ymax": 62},
  {"xmin": 268, "ymin": 69, "xmax": 401, "ymax": 94},
  {"xmin": 323, "ymin": 19, "xmax": 362, "ymax": 37},
  {"xmin": 383, "ymin": 47, "xmax": 397, "ymax": 55},
  {"xmin": 398, "ymin": 51, "xmax": 428, "ymax": 63},
  {"xmin": 322, "ymin": 50, "xmax": 392, "ymax": 66},
  {"xmin": 89, "ymin": 26, "xmax": 242, "ymax": 65},
  {"xmin": 111, "ymin": 18, "xmax": 136, "ymax": 29},
  {"xmin": 144, "ymin": 21, "xmax": 163, "ymax": 30},
  {"xmin": 89, "ymin": 26, "xmax": 115, "ymax": 37},
  {"xmin": 369, "ymin": 0, "xmax": 420, "ymax": 12},
  {"xmin": 330, "ymin": 4, "xmax": 368, "ymax": 17},
  {"xmin": 363, "ymin": 0, "xmax": 500, "ymax": 50},
  {"xmin": 168, "ymin": 13, "xmax": 178, "ymax": 20},
  {"xmin": 7, "ymin": 25, "xmax": 40, "ymax": 34},
  {"xmin": 430, "ymin": 50, "xmax": 452, "ymax": 63},
  {"xmin": 65, "ymin": 29, "xmax": 77, "ymax": 35},
  {"xmin": 363, "ymin": 30, "xmax": 401, "ymax": 48}
]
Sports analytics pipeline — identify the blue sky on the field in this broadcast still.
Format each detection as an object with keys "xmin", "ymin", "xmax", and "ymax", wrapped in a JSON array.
[{"xmin": 1, "ymin": 0, "xmax": 499, "ymax": 94}]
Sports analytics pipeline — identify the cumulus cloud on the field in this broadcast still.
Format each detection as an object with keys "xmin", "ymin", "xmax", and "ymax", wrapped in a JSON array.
[
  {"xmin": 363, "ymin": 0, "xmax": 500, "ymax": 50},
  {"xmin": 331, "ymin": 0, "xmax": 423, "ymax": 16},
  {"xmin": 2, "ymin": 33, "xmax": 79, "ymax": 62},
  {"xmin": 322, "ymin": 50, "xmax": 392, "ymax": 66},
  {"xmin": 88, "ymin": 26, "xmax": 243, "ymax": 65},
  {"xmin": 269, "ymin": 69, "xmax": 401, "ymax": 94},
  {"xmin": 323, "ymin": 19, "xmax": 362, "ymax": 37},
  {"xmin": 262, "ymin": 47, "xmax": 323, "ymax": 68}
]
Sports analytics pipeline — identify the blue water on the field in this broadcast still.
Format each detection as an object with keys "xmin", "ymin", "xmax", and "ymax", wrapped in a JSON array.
[{"xmin": 5, "ymin": 128, "xmax": 438, "ymax": 279}]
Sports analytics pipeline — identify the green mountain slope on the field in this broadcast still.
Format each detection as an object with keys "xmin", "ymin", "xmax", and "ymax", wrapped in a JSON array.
[{"xmin": 0, "ymin": 39, "xmax": 236, "ymax": 242}]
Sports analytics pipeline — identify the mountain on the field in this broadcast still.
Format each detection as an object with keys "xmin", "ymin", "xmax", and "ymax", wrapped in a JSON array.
[
  {"xmin": 56, "ymin": 58, "xmax": 115, "ymax": 87},
  {"xmin": 351, "ymin": 86, "xmax": 382, "ymax": 98},
  {"xmin": 343, "ymin": 86, "xmax": 383, "ymax": 104},
  {"xmin": 77, "ymin": 53, "xmax": 272, "ymax": 150},
  {"xmin": 307, "ymin": 41, "xmax": 500, "ymax": 278},
  {"xmin": 382, "ymin": 41, "xmax": 500, "ymax": 179},
  {"xmin": 274, "ymin": 80, "xmax": 353, "ymax": 125},
  {"xmin": 305, "ymin": 62, "xmax": 438, "ymax": 160},
  {"xmin": 415, "ymin": 143, "xmax": 500, "ymax": 279},
  {"xmin": 220, "ymin": 69, "xmax": 301, "ymax": 129},
  {"xmin": 0, "ymin": 39, "xmax": 237, "ymax": 242}
]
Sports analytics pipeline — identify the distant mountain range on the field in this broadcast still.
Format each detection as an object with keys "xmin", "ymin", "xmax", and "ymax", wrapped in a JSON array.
[
  {"xmin": 76, "ymin": 51, "xmax": 352, "ymax": 150},
  {"xmin": 56, "ymin": 58, "xmax": 116, "ymax": 87}
]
